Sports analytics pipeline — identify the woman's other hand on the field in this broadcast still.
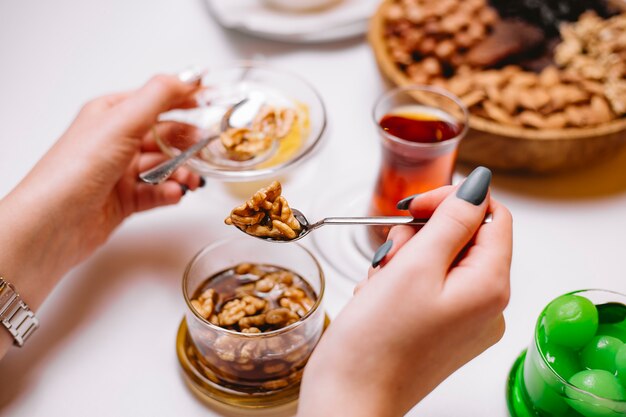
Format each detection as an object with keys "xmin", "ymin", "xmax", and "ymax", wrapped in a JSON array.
[{"xmin": 0, "ymin": 74, "xmax": 203, "ymax": 329}]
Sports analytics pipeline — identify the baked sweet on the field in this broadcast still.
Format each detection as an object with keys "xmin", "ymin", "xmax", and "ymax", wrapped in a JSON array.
[{"xmin": 381, "ymin": 0, "xmax": 626, "ymax": 129}]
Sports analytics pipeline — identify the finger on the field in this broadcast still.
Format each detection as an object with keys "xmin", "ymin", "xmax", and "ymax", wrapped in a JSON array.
[
  {"xmin": 134, "ymin": 181, "xmax": 186, "ymax": 213},
  {"xmin": 367, "ymin": 267, "xmax": 377, "ymax": 279},
  {"xmin": 459, "ymin": 197, "xmax": 513, "ymax": 272},
  {"xmin": 173, "ymin": 97, "xmax": 201, "ymax": 110},
  {"xmin": 366, "ymin": 225, "xmax": 418, "ymax": 282},
  {"xmin": 138, "ymin": 153, "xmax": 202, "ymax": 190},
  {"xmin": 404, "ymin": 185, "xmax": 455, "ymax": 218},
  {"xmin": 377, "ymin": 225, "xmax": 416, "ymax": 267},
  {"xmin": 80, "ymin": 91, "xmax": 134, "ymax": 115},
  {"xmin": 446, "ymin": 197, "xmax": 513, "ymax": 294},
  {"xmin": 112, "ymin": 74, "xmax": 200, "ymax": 135},
  {"xmin": 141, "ymin": 131, "xmax": 161, "ymax": 153},
  {"xmin": 390, "ymin": 167, "xmax": 492, "ymax": 272},
  {"xmin": 490, "ymin": 314, "xmax": 507, "ymax": 344},
  {"xmin": 142, "ymin": 120, "xmax": 204, "ymax": 152},
  {"xmin": 374, "ymin": 186, "xmax": 451, "ymax": 271},
  {"xmin": 98, "ymin": 92, "xmax": 135, "ymax": 108},
  {"xmin": 353, "ymin": 279, "xmax": 367, "ymax": 295}
]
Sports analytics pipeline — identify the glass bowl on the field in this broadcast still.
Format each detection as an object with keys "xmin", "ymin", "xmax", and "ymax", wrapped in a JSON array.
[
  {"xmin": 155, "ymin": 62, "xmax": 327, "ymax": 182},
  {"xmin": 507, "ymin": 289, "xmax": 626, "ymax": 417},
  {"xmin": 176, "ymin": 237, "xmax": 326, "ymax": 408}
]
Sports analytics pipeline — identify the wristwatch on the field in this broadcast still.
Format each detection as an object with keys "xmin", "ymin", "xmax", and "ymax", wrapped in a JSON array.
[{"xmin": 0, "ymin": 277, "xmax": 39, "ymax": 347}]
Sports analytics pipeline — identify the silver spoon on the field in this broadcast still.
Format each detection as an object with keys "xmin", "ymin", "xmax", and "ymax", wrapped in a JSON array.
[
  {"xmin": 238, "ymin": 209, "xmax": 494, "ymax": 243},
  {"xmin": 139, "ymin": 93, "xmax": 265, "ymax": 185}
]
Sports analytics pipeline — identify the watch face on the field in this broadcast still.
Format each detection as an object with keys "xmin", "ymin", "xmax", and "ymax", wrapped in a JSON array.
[{"xmin": 0, "ymin": 280, "xmax": 17, "ymax": 313}]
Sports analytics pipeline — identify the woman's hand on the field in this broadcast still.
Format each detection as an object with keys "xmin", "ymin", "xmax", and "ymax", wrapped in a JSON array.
[
  {"xmin": 11, "ymin": 74, "xmax": 203, "ymax": 263},
  {"xmin": 0, "ymin": 74, "xmax": 203, "ymax": 357},
  {"xmin": 298, "ymin": 167, "xmax": 513, "ymax": 417}
]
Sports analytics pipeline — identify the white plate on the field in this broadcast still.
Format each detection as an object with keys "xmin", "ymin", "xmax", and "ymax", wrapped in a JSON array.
[{"xmin": 206, "ymin": 0, "xmax": 378, "ymax": 43}]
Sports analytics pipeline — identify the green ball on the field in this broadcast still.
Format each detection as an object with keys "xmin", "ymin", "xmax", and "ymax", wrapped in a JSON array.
[
  {"xmin": 544, "ymin": 295, "xmax": 599, "ymax": 349},
  {"xmin": 566, "ymin": 370, "xmax": 626, "ymax": 417},
  {"xmin": 581, "ymin": 336, "xmax": 624, "ymax": 373},
  {"xmin": 616, "ymin": 344, "xmax": 626, "ymax": 387},
  {"xmin": 523, "ymin": 352, "xmax": 572, "ymax": 415},
  {"xmin": 542, "ymin": 341, "xmax": 580, "ymax": 380},
  {"xmin": 597, "ymin": 323, "xmax": 626, "ymax": 343}
]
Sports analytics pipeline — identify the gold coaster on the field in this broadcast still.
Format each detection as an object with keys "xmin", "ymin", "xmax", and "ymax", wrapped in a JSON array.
[{"xmin": 176, "ymin": 314, "xmax": 330, "ymax": 411}]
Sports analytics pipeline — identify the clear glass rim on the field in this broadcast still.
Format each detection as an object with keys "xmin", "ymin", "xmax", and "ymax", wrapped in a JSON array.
[
  {"xmin": 163, "ymin": 60, "xmax": 328, "ymax": 181},
  {"xmin": 534, "ymin": 288, "xmax": 626, "ymax": 404},
  {"xmin": 372, "ymin": 84, "xmax": 469, "ymax": 149},
  {"xmin": 182, "ymin": 236, "xmax": 326, "ymax": 338}
]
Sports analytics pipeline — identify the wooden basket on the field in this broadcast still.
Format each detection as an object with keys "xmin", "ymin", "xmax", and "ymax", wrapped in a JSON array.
[{"xmin": 368, "ymin": 0, "xmax": 626, "ymax": 173}]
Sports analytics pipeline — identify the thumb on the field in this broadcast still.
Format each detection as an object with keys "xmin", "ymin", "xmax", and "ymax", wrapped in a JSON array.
[{"xmin": 111, "ymin": 74, "xmax": 199, "ymax": 135}]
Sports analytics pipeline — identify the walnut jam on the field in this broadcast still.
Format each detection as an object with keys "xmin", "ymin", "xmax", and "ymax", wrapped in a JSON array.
[
  {"xmin": 187, "ymin": 263, "xmax": 320, "ymax": 392},
  {"xmin": 191, "ymin": 263, "xmax": 316, "ymax": 333}
]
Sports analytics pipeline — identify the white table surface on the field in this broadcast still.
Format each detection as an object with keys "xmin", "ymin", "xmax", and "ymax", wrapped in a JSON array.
[{"xmin": 1, "ymin": 1, "xmax": 625, "ymax": 416}]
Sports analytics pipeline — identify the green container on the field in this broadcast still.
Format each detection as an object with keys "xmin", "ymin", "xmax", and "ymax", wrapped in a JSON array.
[{"xmin": 506, "ymin": 290, "xmax": 626, "ymax": 417}]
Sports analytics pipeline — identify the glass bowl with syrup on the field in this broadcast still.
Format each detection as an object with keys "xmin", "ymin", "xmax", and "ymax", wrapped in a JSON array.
[
  {"xmin": 155, "ymin": 62, "xmax": 327, "ymax": 182},
  {"xmin": 177, "ymin": 237, "xmax": 326, "ymax": 409}
]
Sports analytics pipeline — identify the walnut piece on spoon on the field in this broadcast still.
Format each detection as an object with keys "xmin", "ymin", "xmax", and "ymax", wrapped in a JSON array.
[{"xmin": 224, "ymin": 181, "xmax": 302, "ymax": 240}]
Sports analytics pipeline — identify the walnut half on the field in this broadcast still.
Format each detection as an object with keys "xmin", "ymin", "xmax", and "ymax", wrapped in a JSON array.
[
  {"xmin": 220, "ymin": 105, "xmax": 298, "ymax": 161},
  {"xmin": 224, "ymin": 181, "xmax": 302, "ymax": 240}
]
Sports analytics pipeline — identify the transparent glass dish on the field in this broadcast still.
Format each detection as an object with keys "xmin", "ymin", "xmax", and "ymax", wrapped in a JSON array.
[
  {"xmin": 156, "ymin": 62, "xmax": 327, "ymax": 181},
  {"xmin": 507, "ymin": 289, "xmax": 626, "ymax": 417},
  {"xmin": 177, "ymin": 237, "xmax": 326, "ymax": 408}
]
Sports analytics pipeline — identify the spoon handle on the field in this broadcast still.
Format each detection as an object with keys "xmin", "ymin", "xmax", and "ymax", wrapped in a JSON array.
[
  {"xmin": 139, "ymin": 135, "xmax": 217, "ymax": 185},
  {"xmin": 318, "ymin": 216, "xmax": 428, "ymax": 227},
  {"xmin": 316, "ymin": 213, "xmax": 493, "ymax": 228}
]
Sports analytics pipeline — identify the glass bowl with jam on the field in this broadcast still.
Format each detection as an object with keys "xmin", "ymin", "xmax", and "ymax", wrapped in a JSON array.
[
  {"xmin": 155, "ymin": 62, "xmax": 327, "ymax": 182},
  {"xmin": 177, "ymin": 237, "xmax": 326, "ymax": 408},
  {"xmin": 507, "ymin": 290, "xmax": 626, "ymax": 417}
]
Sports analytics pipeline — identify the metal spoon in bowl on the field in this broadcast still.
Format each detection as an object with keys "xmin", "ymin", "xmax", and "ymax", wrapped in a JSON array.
[
  {"xmin": 139, "ymin": 92, "xmax": 266, "ymax": 185},
  {"xmin": 237, "ymin": 209, "xmax": 494, "ymax": 243}
]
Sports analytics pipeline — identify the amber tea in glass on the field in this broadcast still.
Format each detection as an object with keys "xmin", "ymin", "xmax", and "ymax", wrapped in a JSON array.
[{"xmin": 369, "ymin": 86, "xmax": 468, "ymax": 244}]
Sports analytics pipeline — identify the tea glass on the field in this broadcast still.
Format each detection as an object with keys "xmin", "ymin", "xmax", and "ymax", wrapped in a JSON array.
[{"xmin": 368, "ymin": 85, "xmax": 469, "ymax": 243}]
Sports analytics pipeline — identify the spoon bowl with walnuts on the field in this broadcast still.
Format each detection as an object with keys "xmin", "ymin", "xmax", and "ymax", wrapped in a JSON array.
[{"xmin": 224, "ymin": 181, "xmax": 493, "ymax": 243}]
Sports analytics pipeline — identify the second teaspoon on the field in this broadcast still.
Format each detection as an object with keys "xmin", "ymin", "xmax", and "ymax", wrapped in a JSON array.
[{"xmin": 139, "ymin": 93, "xmax": 265, "ymax": 185}]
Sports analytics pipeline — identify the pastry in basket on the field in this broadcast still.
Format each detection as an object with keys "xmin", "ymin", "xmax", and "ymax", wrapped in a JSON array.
[{"xmin": 379, "ymin": 0, "xmax": 626, "ymax": 129}]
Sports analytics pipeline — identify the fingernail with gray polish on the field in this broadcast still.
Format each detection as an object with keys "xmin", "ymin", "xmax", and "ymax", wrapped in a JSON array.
[
  {"xmin": 456, "ymin": 166, "xmax": 492, "ymax": 205},
  {"xmin": 371, "ymin": 240, "xmax": 393, "ymax": 268},
  {"xmin": 396, "ymin": 193, "xmax": 421, "ymax": 210},
  {"xmin": 180, "ymin": 184, "xmax": 189, "ymax": 196}
]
